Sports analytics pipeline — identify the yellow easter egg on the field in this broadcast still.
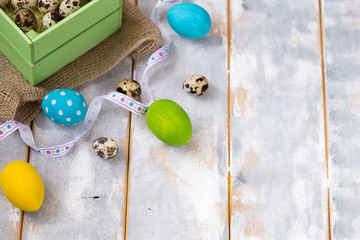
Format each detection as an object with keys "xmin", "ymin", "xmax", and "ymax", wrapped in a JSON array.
[{"xmin": 0, "ymin": 161, "xmax": 44, "ymax": 212}]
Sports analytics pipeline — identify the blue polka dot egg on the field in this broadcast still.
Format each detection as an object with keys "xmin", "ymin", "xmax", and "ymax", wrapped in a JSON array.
[{"xmin": 42, "ymin": 89, "xmax": 87, "ymax": 126}]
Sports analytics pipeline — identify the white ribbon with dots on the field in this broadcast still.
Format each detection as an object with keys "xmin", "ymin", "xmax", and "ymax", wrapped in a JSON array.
[{"xmin": 139, "ymin": 0, "xmax": 181, "ymax": 106}]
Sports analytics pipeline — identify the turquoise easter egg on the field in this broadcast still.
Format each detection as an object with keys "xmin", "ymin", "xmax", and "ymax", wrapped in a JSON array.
[
  {"xmin": 146, "ymin": 99, "xmax": 192, "ymax": 146},
  {"xmin": 167, "ymin": 3, "xmax": 211, "ymax": 39},
  {"xmin": 42, "ymin": 89, "xmax": 87, "ymax": 126}
]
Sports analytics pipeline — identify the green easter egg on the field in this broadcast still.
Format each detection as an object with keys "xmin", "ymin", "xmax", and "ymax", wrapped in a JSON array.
[{"xmin": 146, "ymin": 99, "xmax": 192, "ymax": 146}]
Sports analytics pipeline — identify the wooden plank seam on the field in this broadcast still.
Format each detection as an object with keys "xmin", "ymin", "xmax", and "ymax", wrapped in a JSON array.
[
  {"xmin": 226, "ymin": 0, "xmax": 232, "ymax": 239},
  {"xmin": 19, "ymin": 120, "xmax": 34, "ymax": 240},
  {"xmin": 123, "ymin": 111, "xmax": 133, "ymax": 240},
  {"xmin": 123, "ymin": 55, "xmax": 136, "ymax": 240},
  {"xmin": 317, "ymin": 0, "xmax": 333, "ymax": 239},
  {"xmin": 123, "ymin": 2, "xmax": 136, "ymax": 239}
]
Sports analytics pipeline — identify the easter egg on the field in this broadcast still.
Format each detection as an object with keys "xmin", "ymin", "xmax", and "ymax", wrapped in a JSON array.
[
  {"xmin": 0, "ymin": 161, "xmax": 44, "ymax": 212},
  {"xmin": 167, "ymin": 3, "xmax": 211, "ymax": 39},
  {"xmin": 42, "ymin": 89, "xmax": 87, "ymax": 126},
  {"xmin": 146, "ymin": 99, "xmax": 192, "ymax": 146}
]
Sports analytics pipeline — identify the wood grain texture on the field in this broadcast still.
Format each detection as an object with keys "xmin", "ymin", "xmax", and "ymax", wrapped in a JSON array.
[
  {"xmin": 230, "ymin": 0, "xmax": 329, "ymax": 239},
  {"xmin": 4, "ymin": 1, "xmax": 360, "ymax": 239},
  {"xmin": 21, "ymin": 59, "xmax": 132, "ymax": 240},
  {"xmin": 323, "ymin": 0, "xmax": 360, "ymax": 239},
  {"xmin": 0, "ymin": 121, "xmax": 28, "ymax": 240},
  {"xmin": 127, "ymin": 0, "xmax": 229, "ymax": 239}
]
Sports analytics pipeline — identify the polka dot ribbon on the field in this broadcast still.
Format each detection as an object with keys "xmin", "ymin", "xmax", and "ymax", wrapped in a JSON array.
[
  {"xmin": 0, "ymin": 92, "xmax": 148, "ymax": 157},
  {"xmin": 139, "ymin": 0, "xmax": 181, "ymax": 106},
  {"xmin": 0, "ymin": 0, "xmax": 179, "ymax": 157}
]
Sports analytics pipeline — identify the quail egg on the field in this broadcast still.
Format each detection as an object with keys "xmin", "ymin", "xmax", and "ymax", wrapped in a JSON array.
[
  {"xmin": 59, "ymin": 0, "xmax": 80, "ymax": 17},
  {"xmin": 42, "ymin": 11, "xmax": 62, "ymax": 29},
  {"xmin": 183, "ymin": 75, "xmax": 209, "ymax": 96},
  {"xmin": 38, "ymin": 0, "xmax": 60, "ymax": 13},
  {"xmin": 14, "ymin": 8, "xmax": 37, "ymax": 32},
  {"xmin": 11, "ymin": 0, "xmax": 36, "ymax": 8},
  {"xmin": 0, "ymin": 0, "xmax": 10, "ymax": 7},
  {"xmin": 116, "ymin": 79, "xmax": 142, "ymax": 100},
  {"xmin": 92, "ymin": 137, "xmax": 118, "ymax": 159}
]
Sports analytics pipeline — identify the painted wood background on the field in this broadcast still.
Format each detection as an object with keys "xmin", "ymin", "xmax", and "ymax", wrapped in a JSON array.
[
  {"xmin": 0, "ymin": 121, "xmax": 27, "ymax": 240},
  {"xmin": 0, "ymin": 0, "xmax": 359, "ymax": 239},
  {"xmin": 323, "ymin": 0, "xmax": 360, "ymax": 239},
  {"xmin": 230, "ymin": 0, "xmax": 329, "ymax": 239}
]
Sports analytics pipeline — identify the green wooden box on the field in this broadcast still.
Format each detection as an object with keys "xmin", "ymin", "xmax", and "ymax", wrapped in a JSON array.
[{"xmin": 0, "ymin": 0, "xmax": 122, "ymax": 86}]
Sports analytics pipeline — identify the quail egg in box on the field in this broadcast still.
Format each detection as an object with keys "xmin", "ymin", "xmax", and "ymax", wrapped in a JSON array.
[
  {"xmin": 11, "ymin": 0, "xmax": 37, "ymax": 8},
  {"xmin": 42, "ymin": 89, "xmax": 87, "ymax": 126},
  {"xmin": 59, "ymin": 0, "xmax": 80, "ymax": 17},
  {"xmin": 14, "ymin": 8, "xmax": 37, "ymax": 32},
  {"xmin": 42, "ymin": 11, "xmax": 63, "ymax": 29},
  {"xmin": 38, "ymin": 0, "xmax": 60, "ymax": 13}
]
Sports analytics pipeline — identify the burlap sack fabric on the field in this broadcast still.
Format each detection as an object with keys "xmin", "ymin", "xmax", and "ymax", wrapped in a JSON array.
[{"xmin": 0, "ymin": 0, "xmax": 161, "ymax": 124}]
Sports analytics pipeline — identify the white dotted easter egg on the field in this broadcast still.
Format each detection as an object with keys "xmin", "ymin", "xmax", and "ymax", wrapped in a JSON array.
[{"xmin": 41, "ymin": 89, "xmax": 87, "ymax": 126}]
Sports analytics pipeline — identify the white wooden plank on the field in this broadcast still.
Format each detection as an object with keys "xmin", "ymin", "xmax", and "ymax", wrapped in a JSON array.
[
  {"xmin": 127, "ymin": 0, "xmax": 229, "ymax": 239},
  {"xmin": 323, "ymin": 0, "xmax": 360, "ymax": 239},
  {"xmin": 21, "ymin": 58, "xmax": 132, "ymax": 240},
  {"xmin": 0, "ymin": 121, "xmax": 27, "ymax": 240},
  {"xmin": 230, "ymin": 0, "xmax": 329, "ymax": 239}
]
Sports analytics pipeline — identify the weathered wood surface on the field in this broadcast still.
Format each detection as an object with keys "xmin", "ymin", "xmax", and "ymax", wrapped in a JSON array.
[
  {"xmin": 126, "ymin": 0, "xmax": 229, "ymax": 239},
  {"xmin": 0, "ymin": 121, "xmax": 27, "ymax": 240},
  {"xmin": 2, "ymin": 0, "xmax": 360, "ymax": 239},
  {"xmin": 323, "ymin": 0, "xmax": 360, "ymax": 239},
  {"xmin": 230, "ymin": 0, "xmax": 329, "ymax": 239},
  {"xmin": 21, "ymin": 59, "xmax": 132, "ymax": 240}
]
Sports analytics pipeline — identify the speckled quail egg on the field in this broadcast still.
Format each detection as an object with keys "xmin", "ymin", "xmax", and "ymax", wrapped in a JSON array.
[
  {"xmin": 0, "ymin": 0, "xmax": 10, "ymax": 7},
  {"xmin": 42, "ymin": 11, "xmax": 62, "ymax": 29},
  {"xmin": 38, "ymin": 0, "xmax": 60, "ymax": 13},
  {"xmin": 14, "ymin": 8, "xmax": 37, "ymax": 32},
  {"xmin": 11, "ymin": 0, "xmax": 36, "ymax": 8},
  {"xmin": 92, "ymin": 137, "xmax": 118, "ymax": 159},
  {"xmin": 182, "ymin": 75, "xmax": 209, "ymax": 96},
  {"xmin": 116, "ymin": 79, "xmax": 142, "ymax": 100},
  {"xmin": 59, "ymin": 0, "xmax": 80, "ymax": 17}
]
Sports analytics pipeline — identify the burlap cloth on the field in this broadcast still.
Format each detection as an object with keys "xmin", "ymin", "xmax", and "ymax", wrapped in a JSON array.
[{"xmin": 0, "ymin": 0, "xmax": 161, "ymax": 124}]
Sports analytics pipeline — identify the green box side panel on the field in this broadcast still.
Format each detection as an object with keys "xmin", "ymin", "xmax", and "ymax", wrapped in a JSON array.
[
  {"xmin": 32, "ymin": 0, "xmax": 123, "ymax": 62},
  {"xmin": 0, "ymin": 33, "xmax": 34, "ymax": 83},
  {"xmin": 0, "ymin": 10, "xmax": 33, "ymax": 64},
  {"xmin": 118, "ymin": 1, "xmax": 122, "ymax": 25},
  {"xmin": 32, "ymin": 9, "xmax": 122, "ymax": 86}
]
